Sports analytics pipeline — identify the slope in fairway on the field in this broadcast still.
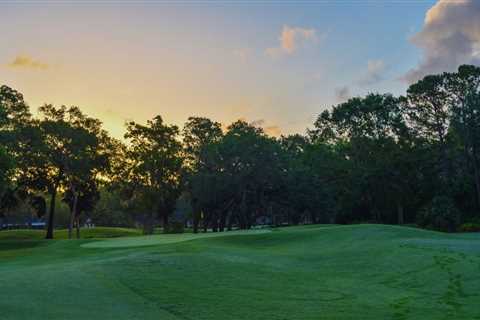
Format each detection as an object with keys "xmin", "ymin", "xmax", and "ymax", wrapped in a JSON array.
[
  {"xmin": 1, "ymin": 225, "xmax": 480, "ymax": 320},
  {"xmin": 81, "ymin": 229, "xmax": 271, "ymax": 248}
]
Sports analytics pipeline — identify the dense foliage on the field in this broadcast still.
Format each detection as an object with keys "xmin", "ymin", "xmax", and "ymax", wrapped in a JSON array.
[{"xmin": 1, "ymin": 65, "xmax": 480, "ymax": 237}]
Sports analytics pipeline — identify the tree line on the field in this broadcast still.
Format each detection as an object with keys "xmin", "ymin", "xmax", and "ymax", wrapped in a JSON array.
[{"xmin": 1, "ymin": 64, "xmax": 480, "ymax": 238}]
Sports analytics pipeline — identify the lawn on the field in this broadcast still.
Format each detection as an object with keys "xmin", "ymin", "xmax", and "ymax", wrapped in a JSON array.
[
  {"xmin": 0, "ymin": 227, "xmax": 143, "ymax": 240},
  {"xmin": 1, "ymin": 224, "xmax": 479, "ymax": 320}
]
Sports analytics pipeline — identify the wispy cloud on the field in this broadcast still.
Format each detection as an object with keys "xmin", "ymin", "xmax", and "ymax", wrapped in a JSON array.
[
  {"xmin": 404, "ymin": 0, "xmax": 480, "ymax": 83},
  {"xmin": 251, "ymin": 119, "xmax": 282, "ymax": 137},
  {"xmin": 266, "ymin": 25, "xmax": 320, "ymax": 58},
  {"xmin": 233, "ymin": 48, "xmax": 252, "ymax": 62},
  {"xmin": 264, "ymin": 125, "xmax": 282, "ymax": 137},
  {"xmin": 250, "ymin": 119, "xmax": 265, "ymax": 127},
  {"xmin": 358, "ymin": 59, "xmax": 386, "ymax": 86},
  {"xmin": 7, "ymin": 55, "xmax": 49, "ymax": 70}
]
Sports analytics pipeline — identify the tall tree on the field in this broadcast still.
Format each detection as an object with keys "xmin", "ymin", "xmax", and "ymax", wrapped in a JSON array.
[
  {"xmin": 406, "ymin": 74, "xmax": 451, "ymax": 189},
  {"xmin": 36, "ymin": 105, "xmax": 109, "ymax": 239},
  {"xmin": 123, "ymin": 116, "xmax": 183, "ymax": 234},
  {"xmin": 0, "ymin": 85, "xmax": 36, "ymax": 221},
  {"xmin": 0, "ymin": 146, "xmax": 13, "ymax": 202},
  {"xmin": 216, "ymin": 120, "xmax": 283, "ymax": 229},
  {"xmin": 445, "ymin": 65, "xmax": 480, "ymax": 211},
  {"xmin": 311, "ymin": 94, "xmax": 414, "ymax": 224},
  {"xmin": 182, "ymin": 116, "xmax": 223, "ymax": 233}
]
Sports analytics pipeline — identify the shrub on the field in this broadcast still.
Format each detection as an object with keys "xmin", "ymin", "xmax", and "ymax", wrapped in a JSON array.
[
  {"xmin": 165, "ymin": 221, "xmax": 185, "ymax": 234},
  {"xmin": 417, "ymin": 196, "xmax": 460, "ymax": 232},
  {"xmin": 459, "ymin": 222, "xmax": 480, "ymax": 232}
]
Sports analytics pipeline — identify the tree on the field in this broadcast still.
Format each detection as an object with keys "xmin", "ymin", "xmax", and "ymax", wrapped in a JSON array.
[
  {"xmin": 280, "ymin": 135, "xmax": 317, "ymax": 224},
  {"xmin": 0, "ymin": 85, "xmax": 31, "ymax": 128},
  {"xmin": 444, "ymin": 65, "xmax": 480, "ymax": 211},
  {"xmin": 2, "ymin": 64, "xmax": 480, "ymax": 233},
  {"xmin": 182, "ymin": 117, "xmax": 223, "ymax": 233},
  {"xmin": 0, "ymin": 85, "xmax": 36, "ymax": 222},
  {"xmin": 311, "ymin": 94, "xmax": 415, "ymax": 224},
  {"xmin": 214, "ymin": 120, "xmax": 283, "ymax": 229},
  {"xmin": 0, "ymin": 85, "xmax": 31, "ymax": 186},
  {"xmin": 63, "ymin": 180, "xmax": 100, "ymax": 238},
  {"xmin": 406, "ymin": 74, "xmax": 451, "ymax": 189},
  {"xmin": 0, "ymin": 97, "xmax": 14, "ymax": 198},
  {"xmin": 90, "ymin": 187, "xmax": 134, "ymax": 227},
  {"xmin": 35, "ymin": 105, "xmax": 109, "ymax": 239},
  {"xmin": 0, "ymin": 146, "xmax": 13, "ymax": 202},
  {"xmin": 123, "ymin": 116, "xmax": 183, "ymax": 234},
  {"xmin": 183, "ymin": 116, "xmax": 223, "ymax": 168}
]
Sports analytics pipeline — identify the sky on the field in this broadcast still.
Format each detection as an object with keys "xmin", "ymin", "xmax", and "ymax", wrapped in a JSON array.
[{"xmin": 1, "ymin": 0, "xmax": 479, "ymax": 139}]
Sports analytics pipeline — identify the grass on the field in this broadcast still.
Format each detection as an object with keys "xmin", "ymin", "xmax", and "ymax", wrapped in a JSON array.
[
  {"xmin": 0, "ymin": 227, "xmax": 143, "ymax": 240},
  {"xmin": 82, "ymin": 229, "xmax": 271, "ymax": 248},
  {"xmin": 1, "ymin": 224, "xmax": 480, "ymax": 319}
]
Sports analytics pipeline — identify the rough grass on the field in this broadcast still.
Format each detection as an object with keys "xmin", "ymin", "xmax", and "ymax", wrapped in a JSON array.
[
  {"xmin": 1, "ymin": 224, "xmax": 480, "ymax": 320},
  {"xmin": 0, "ymin": 227, "xmax": 143, "ymax": 240}
]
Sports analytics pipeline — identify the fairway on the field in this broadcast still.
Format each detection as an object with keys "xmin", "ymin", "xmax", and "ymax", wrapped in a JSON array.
[
  {"xmin": 81, "ymin": 229, "xmax": 271, "ymax": 248},
  {"xmin": 1, "ymin": 225, "xmax": 480, "ymax": 320}
]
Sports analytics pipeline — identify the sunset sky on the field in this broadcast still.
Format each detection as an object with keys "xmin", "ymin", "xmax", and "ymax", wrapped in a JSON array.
[{"xmin": 2, "ymin": 0, "xmax": 480, "ymax": 139}]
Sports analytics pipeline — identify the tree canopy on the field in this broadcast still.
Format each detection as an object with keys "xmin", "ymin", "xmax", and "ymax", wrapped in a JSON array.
[{"xmin": 1, "ymin": 65, "xmax": 480, "ymax": 236}]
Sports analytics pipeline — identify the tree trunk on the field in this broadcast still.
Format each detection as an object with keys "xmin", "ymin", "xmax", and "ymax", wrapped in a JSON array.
[
  {"xmin": 193, "ymin": 205, "xmax": 200, "ymax": 233},
  {"xmin": 227, "ymin": 214, "xmax": 233, "ymax": 231},
  {"xmin": 143, "ymin": 213, "xmax": 154, "ymax": 235},
  {"xmin": 75, "ymin": 216, "xmax": 81, "ymax": 239},
  {"xmin": 68, "ymin": 189, "xmax": 79, "ymax": 239},
  {"xmin": 240, "ymin": 190, "xmax": 248, "ymax": 229},
  {"xmin": 439, "ymin": 136, "xmax": 451, "ymax": 191},
  {"xmin": 310, "ymin": 209, "xmax": 317, "ymax": 224},
  {"xmin": 203, "ymin": 213, "xmax": 208, "ymax": 233},
  {"xmin": 219, "ymin": 212, "xmax": 226, "ymax": 232},
  {"xmin": 193, "ymin": 216, "xmax": 199, "ymax": 233},
  {"xmin": 192, "ymin": 202, "xmax": 200, "ymax": 234},
  {"xmin": 162, "ymin": 211, "xmax": 169, "ymax": 233},
  {"xmin": 212, "ymin": 212, "xmax": 218, "ymax": 232},
  {"xmin": 472, "ymin": 146, "xmax": 480, "ymax": 211},
  {"xmin": 45, "ymin": 186, "xmax": 57, "ymax": 240},
  {"xmin": 397, "ymin": 202, "xmax": 404, "ymax": 225},
  {"xmin": 268, "ymin": 204, "xmax": 274, "ymax": 227}
]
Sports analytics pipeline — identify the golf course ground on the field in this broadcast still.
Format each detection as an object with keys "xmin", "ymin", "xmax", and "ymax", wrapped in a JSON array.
[
  {"xmin": 1, "ymin": 224, "xmax": 479, "ymax": 319},
  {"xmin": 0, "ymin": 227, "xmax": 143, "ymax": 240}
]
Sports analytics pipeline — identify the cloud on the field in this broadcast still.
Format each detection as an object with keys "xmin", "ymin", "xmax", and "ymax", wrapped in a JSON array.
[
  {"xmin": 7, "ymin": 55, "xmax": 49, "ymax": 70},
  {"xmin": 264, "ymin": 125, "xmax": 282, "ymax": 137},
  {"xmin": 358, "ymin": 59, "xmax": 386, "ymax": 86},
  {"xmin": 233, "ymin": 48, "xmax": 252, "ymax": 62},
  {"xmin": 265, "ymin": 47, "xmax": 283, "ymax": 58},
  {"xmin": 404, "ymin": 0, "xmax": 480, "ymax": 83},
  {"xmin": 312, "ymin": 72, "xmax": 323, "ymax": 81},
  {"xmin": 280, "ymin": 25, "xmax": 316, "ymax": 54},
  {"xmin": 266, "ymin": 25, "xmax": 319, "ymax": 57},
  {"xmin": 334, "ymin": 86, "xmax": 351, "ymax": 102},
  {"xmin": 250, "ymin": 119, "xmax": 265, "ymax": 127},
  {"xmin": 248, "ymin": 119, "xmax": 282, "ymax": 136}
]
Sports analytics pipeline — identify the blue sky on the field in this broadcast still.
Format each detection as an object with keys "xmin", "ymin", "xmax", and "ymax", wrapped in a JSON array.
[{"xmin": 3, "ymin": 0, "xmax": 478, "ymax": 138}]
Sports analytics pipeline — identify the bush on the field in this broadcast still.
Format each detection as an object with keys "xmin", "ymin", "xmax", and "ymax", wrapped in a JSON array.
[
  {"xmin": 417, "ymin": 196, "xmax": 460, "ymax": 232},
  {"xmin": 459, "ymin": 222, "xmax": 480, "ymax": 232},
  {"xmin": 91, "ymin": 189, "xmax": 135, "ymax": 227},
  {"xmin": 165, "ymin": 221, "xmax": 185, "ymax": 234}
]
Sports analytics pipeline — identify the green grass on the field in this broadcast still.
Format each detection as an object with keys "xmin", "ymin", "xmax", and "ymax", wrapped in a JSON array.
[
  {"xmin": 1, "ymin": 224, "xmax": 480, "ymax": 319},
  {"xmin": 82, "ymin": 229, "xmax": 271, "ymax": 248},
  {"xmin": 0, "ymin": 227, "xmax": 143, "ymax": 240}
]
